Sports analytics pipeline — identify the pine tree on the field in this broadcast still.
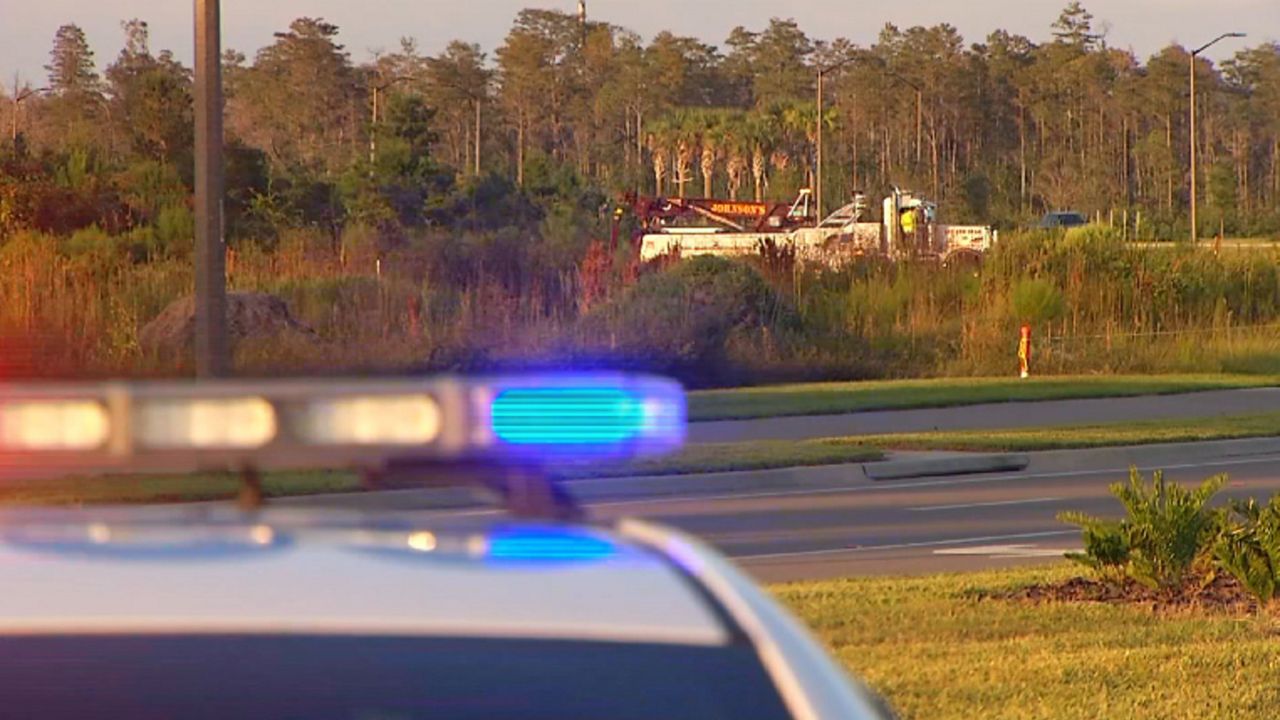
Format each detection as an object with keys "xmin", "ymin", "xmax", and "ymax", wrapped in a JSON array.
[
  {"xmin": 45, "ymin": 24, "xmax": 101, "ymax": 97},
  {"xmin": 1052, "ymin": 2, "xmax": 1101, "ymax": 49}
]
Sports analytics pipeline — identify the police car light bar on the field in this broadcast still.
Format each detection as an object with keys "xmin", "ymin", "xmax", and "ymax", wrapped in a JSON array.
[{"xmin": 0, "ymin": 374, "xmax": 686, "ymax": 479}]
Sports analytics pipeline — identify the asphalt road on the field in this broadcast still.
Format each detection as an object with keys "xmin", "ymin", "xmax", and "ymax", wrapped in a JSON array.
[
  {"xmin": 284, "ymin": 439, "xmax": 1280, "ymax": 584},
  {"xmin": 688, "ymin": 387, "xmax": 1280, "ymax": 443},
  {"xmin": 588, "ymin": 447, "xmax": 1280, "ymax": 583}
]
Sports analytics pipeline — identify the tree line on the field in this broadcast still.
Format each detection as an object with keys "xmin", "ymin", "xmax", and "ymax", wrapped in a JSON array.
[{"xmin": 3, "ymin": 1, "xmax": 1280, "ymax": 248}]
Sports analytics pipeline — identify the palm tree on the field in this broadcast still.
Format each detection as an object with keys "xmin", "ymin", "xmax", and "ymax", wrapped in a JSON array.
[
  {"xmin": 646, "ymin": 116, "xmax": 673, "ymax": 196},
  {"xmin": 720, "ymin": 113, "xmax": 751, "ymax": 200},
  {"xmin": 745, "ymin": 110, "xmax": 779, "ymax": 201},
  {"xmin": 668, "ymin": 109, "xmax": 699, "ymax": 198},
  {"xmin": 696, "ymin": 110, "xmax": 728, "ymax": 197},
  {"xmin": 780, "ymin": 100, "xmax": 819, "ymax": 193}
]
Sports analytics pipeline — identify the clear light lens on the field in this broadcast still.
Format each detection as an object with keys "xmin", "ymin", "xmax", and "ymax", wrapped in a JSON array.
[
  {"xmin": 134, "ymin": 398, "xmax": 277, "ymax": 449},
  {"xmin": 0, "ymin": 400, "xmax": 110, "ymax": 451},
  {"xmin": 299, "ymin": 395, "xmax": 440, "ymax": 446}
]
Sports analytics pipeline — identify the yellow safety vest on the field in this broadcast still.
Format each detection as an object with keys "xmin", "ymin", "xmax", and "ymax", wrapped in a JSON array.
[{"xmin": 901, "ymin": 210, "xmax": 916, "ymax": 234}]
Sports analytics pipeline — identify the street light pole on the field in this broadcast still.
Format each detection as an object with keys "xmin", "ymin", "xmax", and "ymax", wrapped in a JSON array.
[
  {"xmin": 9, "ymin": 82, "xmax": 48, "ymax": 146},
  {"xmin": 815, "ymin": 55, "xmax": 859, "ymax": 224},
  {"xmin": 474, "ymin": 97, "xmax": 482, "ymax": 175},
  {"xmin": 1189, "ymin": 32, "xmax": 1245, "ymax": 245},
  {"xmin": 369, "ymin": 75, "xmax": 413, "ymax": 167},
  {"xmin": 194, "ymin": 0, "xmax": 229, "ymax": 378},
  {"xmin": 816, "ymin": 67, "xmax": 824, "ymax": 224},
  {"xmin": 1189, "ymin": 51, "xmax": 1196, "ymax": 243}
]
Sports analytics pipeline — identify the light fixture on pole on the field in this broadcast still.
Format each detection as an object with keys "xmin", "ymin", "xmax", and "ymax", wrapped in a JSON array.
[
  {"xmin": 9, "ymin": 84, "xmax": 48, "ymax": 144},
  {"xmin": 1189, "ymin": 32, "xmax": 1245, "ymax": 245}
]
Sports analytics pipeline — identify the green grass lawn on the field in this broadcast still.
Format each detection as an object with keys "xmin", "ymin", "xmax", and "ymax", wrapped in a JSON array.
[
  {"xmin": 555, "ymin": 442, "xmax": 885, "ymax": 480},
  {"xmin": 687, "ymin": 374, "xmax": 1280, "ymax": 421},
  {"xmin": 777, "ymin": 563, "xmax": 1280, "ymax": 719},
  {"xmin": 848, "ymin": 411, "xmax": 1280, "ymax": 453}
]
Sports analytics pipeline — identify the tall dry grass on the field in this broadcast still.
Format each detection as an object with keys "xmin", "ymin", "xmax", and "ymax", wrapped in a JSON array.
[{"xmin": 3, "ymin": 222, "xmax": 1280, "ymax": 384}]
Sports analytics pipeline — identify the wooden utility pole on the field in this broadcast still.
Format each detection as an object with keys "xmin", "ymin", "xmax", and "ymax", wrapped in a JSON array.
[{"xmin": 194, "ymin": 0, "xmax": 229, "ymax": 377}]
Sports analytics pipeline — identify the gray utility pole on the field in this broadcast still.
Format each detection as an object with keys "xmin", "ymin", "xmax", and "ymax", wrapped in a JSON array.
[
  {"xmin": 1189, "ymin": 32, "xmax": 1245, "ymax": 245},
  {"xmin": 194, "ymin": 0, "xmax": 229, "ymax": 377}
]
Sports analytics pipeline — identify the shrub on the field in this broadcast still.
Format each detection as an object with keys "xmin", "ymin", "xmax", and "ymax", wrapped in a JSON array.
[
  {"xmin": 1214, "ymin": 496, "xmax": 1280, "ymax": 607},
  {"xmin": 1059, "ymin": 468, "xmax": 1225, "ymax": 592},
  {"xmin": 1059, "ymin": 515, "xmax": 1129, "ymax": 583},
  {"xmin": 585, "ymin": 256, "xmax": 799, "ymax": 385},
  {"xmin": 1010, "ymin": 277, "xmax": 1064, "ymax": 325},
  {"xmin": 153, "ymin": 205, "xmax": 195, "ymax": 260}
]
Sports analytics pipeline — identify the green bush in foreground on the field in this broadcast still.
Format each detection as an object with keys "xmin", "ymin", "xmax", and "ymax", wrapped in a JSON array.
[
  {"xmin": 1060, "ymin": 468, "xmax": 1225, "ymax": 592},
  {"xmin": 1064, "ymin": 471, "xmax": 1280, "ymax": 608},
  {"xmin": 1215, "ymin": 496, "xmax": 1280, "ymax": 607}
]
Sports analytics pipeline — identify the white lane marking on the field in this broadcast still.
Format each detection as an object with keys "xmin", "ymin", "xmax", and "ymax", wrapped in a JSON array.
[
  {"xmin": 909, "ymin": 497, "xmax": 1063, "ymax": 512},
  {"xmin": 736, "ymin": 530, "xmax": 1079, "ymax": 561},
  {"xmin": 933, "ymin": 544, "xmax": 1074, "ymax": 558}
]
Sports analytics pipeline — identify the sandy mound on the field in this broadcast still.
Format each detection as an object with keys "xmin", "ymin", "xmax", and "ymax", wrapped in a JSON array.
[{"xmin": 140, "ymin": 292, "xmax": 319, "ymax": 356}]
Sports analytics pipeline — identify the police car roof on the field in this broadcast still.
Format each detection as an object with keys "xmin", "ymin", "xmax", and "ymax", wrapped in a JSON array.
[{"xmin": 0, "ymin": 509, "xmax": 729, "ymax": 646}]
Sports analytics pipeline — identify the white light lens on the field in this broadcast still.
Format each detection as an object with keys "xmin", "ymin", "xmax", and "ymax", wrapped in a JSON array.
[
  {"xmin": 407, "ymin": 531, "xmax": 437, "ymax": 552},
  {"xmin": 0, "ymin": 400, "xmax": 110, "ymax": 451},
  {"xmin": 299, "ymin": 395, "xmax": 440, "ymax": 446},
  {"xmin": 134, "ymin": 398, "xmax": 277, "ymax": 449}
]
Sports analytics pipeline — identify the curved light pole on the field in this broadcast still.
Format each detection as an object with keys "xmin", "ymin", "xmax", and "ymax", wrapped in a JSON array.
[
  {"xmin": 9, "ymin": 85, "xmax": 48, "ymax": 144},
  {"xmin": 1189, "ymin": 32, "xmax": 1245, "ymax": 244},
  {"xmin": 816, "ymin": 56, "xmax": 857, "ymax": 224},
  {"xmin": 369, "ymin": 74, "xmax": 412, "ymax": 165},
  {"xmin": 816, "ymin": 53, "xmax": 924, "ymax": 224}
]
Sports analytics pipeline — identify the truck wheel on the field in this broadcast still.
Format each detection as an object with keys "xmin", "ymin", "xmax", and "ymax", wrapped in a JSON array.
[{"xmin": 943, "ymin": 249, "xmax": 982, "ymax": 270}]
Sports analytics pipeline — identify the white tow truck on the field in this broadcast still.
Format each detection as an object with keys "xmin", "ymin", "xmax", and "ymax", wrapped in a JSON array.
[{"xmin": 636, "ymin": 188, "xmax": 997, "ymax": 266}]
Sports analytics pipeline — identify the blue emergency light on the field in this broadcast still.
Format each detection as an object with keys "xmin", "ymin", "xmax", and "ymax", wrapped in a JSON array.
[
  {"xmin": 485, "ymin": 375, "xmax": 685, "ymax": 456},
  {"xmin": 484, "ymin": 526, "xmax": 619, "ymax": 562}
]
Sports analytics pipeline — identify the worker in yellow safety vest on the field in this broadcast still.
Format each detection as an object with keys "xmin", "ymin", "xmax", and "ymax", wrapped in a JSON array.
[
  {"xmin": 900, "ymin": 207, "xmax": 917, "ymax": 252},
  {"xmin": 1018, "ymin": 325, "xmax": 1031, "ymax": 379}
]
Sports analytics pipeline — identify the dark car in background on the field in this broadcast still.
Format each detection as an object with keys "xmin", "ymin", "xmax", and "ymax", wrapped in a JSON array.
[{"xmin": 1038, "ymin": 211, "xmax": 1088, "ymax": 229}]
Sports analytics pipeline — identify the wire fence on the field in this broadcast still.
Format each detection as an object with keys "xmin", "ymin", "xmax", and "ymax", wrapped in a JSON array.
[{"xmin": 1039, "ymin": 322, "xmax": 1280, "ymax": 344}]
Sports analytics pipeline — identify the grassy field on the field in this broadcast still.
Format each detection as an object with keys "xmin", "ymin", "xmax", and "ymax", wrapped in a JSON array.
[
  {"xmin": 556, "ymin": 442, "xmax": 885, "ymax": 480},
  {"xmin": 687, "ymin": 374, "xmax": 1280, "ymax": 421},
  {"xmin": 778, "ymin": 563, "xmax": 1280, "ymax": 719},
  {"xmin": 849, "ymin": 411, "xmax": 1280, "ymax": 453}
]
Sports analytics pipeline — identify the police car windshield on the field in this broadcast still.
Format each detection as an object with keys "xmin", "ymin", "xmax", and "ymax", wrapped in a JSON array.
[{"xmin": 0, "ymin": 635, "xmax": 792, "ymax": 720}]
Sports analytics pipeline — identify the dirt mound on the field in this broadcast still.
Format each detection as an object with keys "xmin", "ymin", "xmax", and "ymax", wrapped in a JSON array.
[
  {"xmin": 140, "ymin": 292, "xmax": 320, "ymax": 356},
  {"xmin": 993, "ymin": 573, "xmax": 1256, "ymax": 614}
]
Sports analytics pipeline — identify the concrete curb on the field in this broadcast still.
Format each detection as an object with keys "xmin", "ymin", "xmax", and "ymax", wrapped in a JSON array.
[
  {"xmin": 1020, "ymin": 437, "xmax": 1280, "ymax": 475},
  {"xmin": 863, "ymin": 453, "xmax": 1030, "ymax": 481},
  {"xmin": 272, "ymin": 462, "xmax": 872, "ymax": 511}
]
